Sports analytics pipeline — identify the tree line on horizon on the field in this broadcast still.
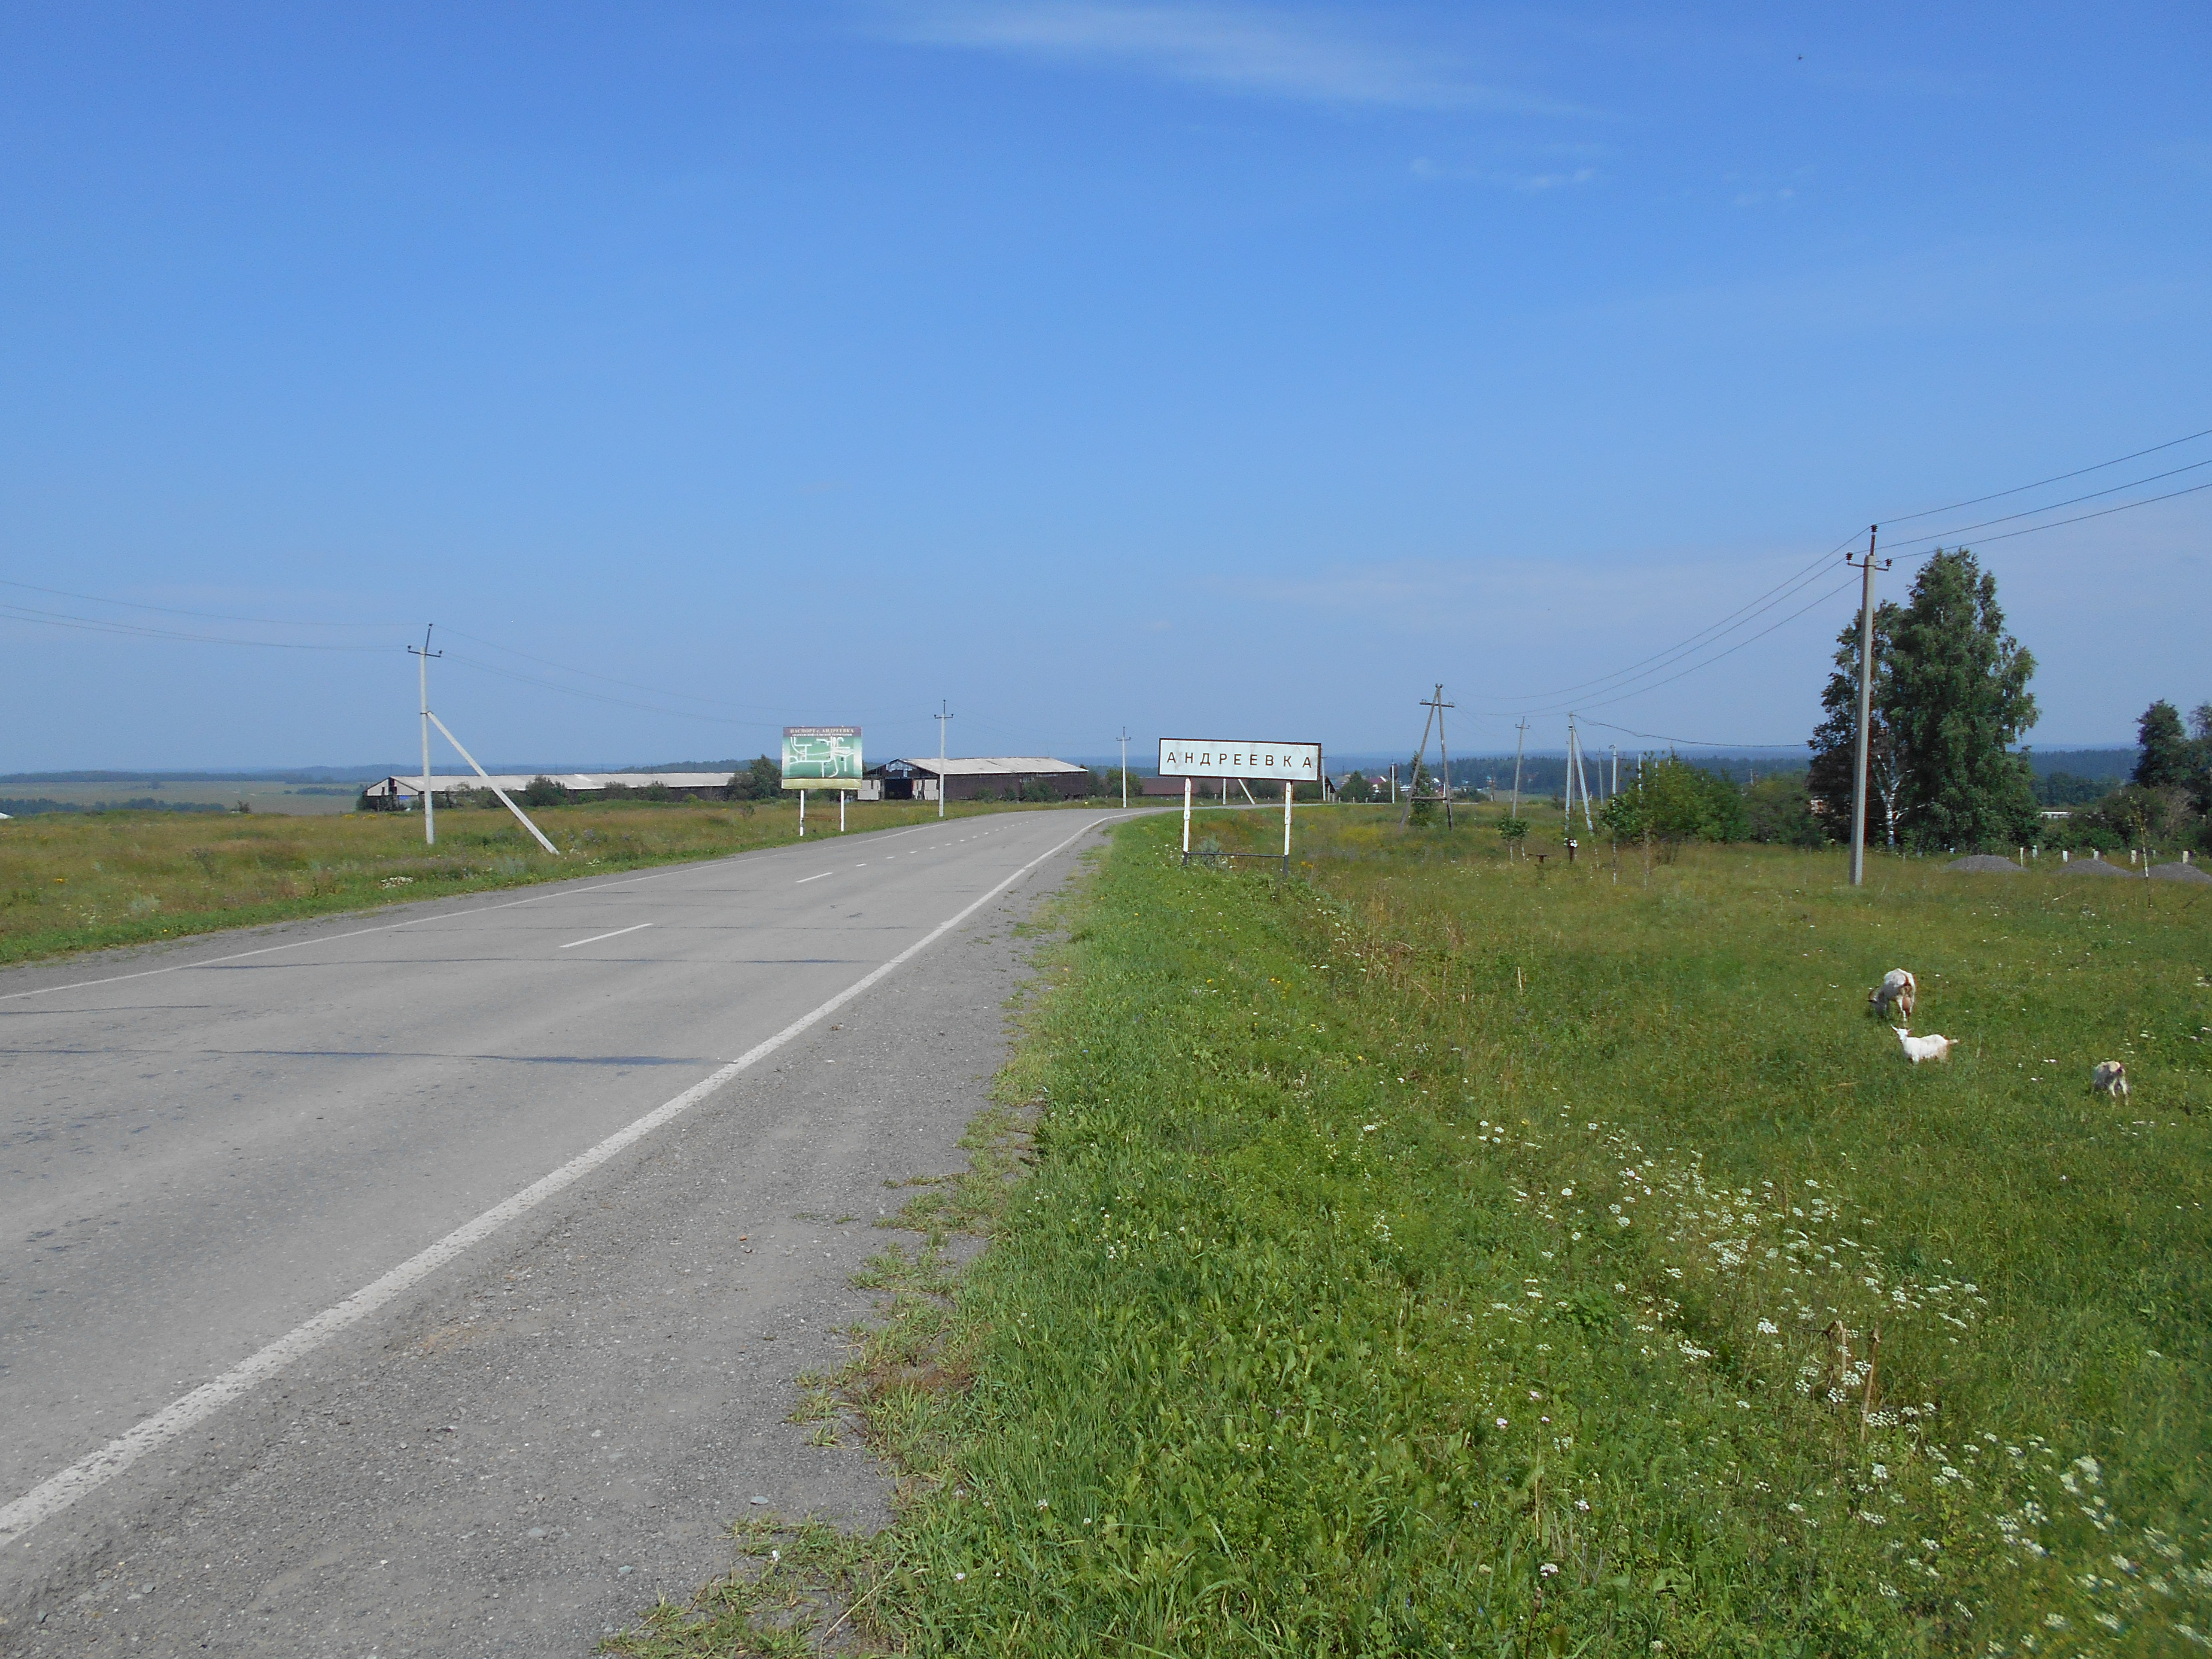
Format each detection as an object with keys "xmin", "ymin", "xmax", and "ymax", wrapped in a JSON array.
[{"xmin": 1344, "ymin": 548, "xmax": 2209, "ymax": 858}]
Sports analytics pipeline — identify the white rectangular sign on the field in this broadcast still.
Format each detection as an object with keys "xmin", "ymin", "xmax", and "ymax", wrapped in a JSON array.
[{"xmin": 1157, "ymin": 739, "xmax": 1322, "ymax": 781}]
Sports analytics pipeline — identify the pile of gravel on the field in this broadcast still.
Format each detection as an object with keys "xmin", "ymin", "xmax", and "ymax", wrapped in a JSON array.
[
  {"xmin": 1948, "ymin": 854, "xmax": 2024, "ymax": 873},
  {"xmin": 2150, "ymin": 862, "xmax": 2212, "ymax": 885},
  {"xmin": 2058, "ymin": 858, "xmax": 2130, "ymax": 877}
]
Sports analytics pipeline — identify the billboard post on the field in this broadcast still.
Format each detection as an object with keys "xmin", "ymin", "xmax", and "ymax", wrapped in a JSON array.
[
  {"xmin": 782, "ymin": 726, "xmax": 863, "ymax": 838},
  {"xmin": 1157, "ymin": 739, "xmax": 1322, "ymax": 872}
]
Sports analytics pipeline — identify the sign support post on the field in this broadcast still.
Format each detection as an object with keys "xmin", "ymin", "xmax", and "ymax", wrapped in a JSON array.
[
  {"xmin": 1158, "ymin": 739, "xmax": 1321, "ymax": 874},
  {"xmin": 781, "ymin": 726, "xmax": 863, "ymax": 843}
]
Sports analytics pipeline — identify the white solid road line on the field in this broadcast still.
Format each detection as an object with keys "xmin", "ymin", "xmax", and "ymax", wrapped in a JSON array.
[
  {"xmin": 794, "ymin": 872, "xmax": 833, "ymax": 884},
  {"xmin": 0, "ymin": 812, "xmax": 1114, "ymax": 1552},
  {"xmin": 558, "ymin": 923, "xmax": 653, "ymax": 950}
]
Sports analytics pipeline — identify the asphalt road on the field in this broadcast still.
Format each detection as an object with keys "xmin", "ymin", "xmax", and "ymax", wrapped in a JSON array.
[{"xmin": 0, "ymin": 807, "xmax": 1126, "ymax": 1655}]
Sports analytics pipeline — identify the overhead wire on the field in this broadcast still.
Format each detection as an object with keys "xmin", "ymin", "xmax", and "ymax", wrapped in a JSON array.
[
  {"xmin": 1470, "ymin": 422, "xmax": 2209, "ymax": 722},
  {"xmin": 0, "ymin": 602, "xmax": 394, "ymax": 652},
  {"xmin": 440, "ymin": 653, "xmax": 785, "ymax": 732},
  {"xmin": 1553, "ymin": 574, "xmax": 1861, "ymax": 716},
  {"xmin": 437, "ymin": 628, "xmax": 800, "ymax": 717},
  {"xmin": 0, "ymin": 576, "xmax": 410, "ymax": 629},
  {"xmin": 1876, "ymin": 456, "xmax": 2212, "ymax": 551},
  {"xmin": 1876, "ymin": 424, "xmax": 2212, "ymax": 526},
  {"xmin": 1576, "ymin": 717, "xmax": 1804, "ymax": 750},
  {"xmin": 1488, "ymin": 548, "xmax": 1843, "ymax": 708},
  {"xmin": 1891, "ymin": 477, "xmax": 2212, "ymax": 562}
]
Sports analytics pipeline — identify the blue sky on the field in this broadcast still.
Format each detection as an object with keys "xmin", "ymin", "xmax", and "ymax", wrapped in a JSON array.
[{"xmin": 3, "ymin": 3, "xmax": 2206, "ymax": 769}]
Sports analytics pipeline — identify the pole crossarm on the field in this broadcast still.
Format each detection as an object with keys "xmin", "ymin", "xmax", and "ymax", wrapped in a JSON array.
[{"xmin": 423, "ymin": 711, "xmax": 561, "ymax": 857}]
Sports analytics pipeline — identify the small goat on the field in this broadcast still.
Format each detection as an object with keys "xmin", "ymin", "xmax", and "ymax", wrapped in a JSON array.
[
  {"xmin": 1894, "ymin": 1027, "xmax": 1953, "ymax": 1064},
  {"xmin": 2091, "ymin": 1060, "xmax": 2129, "ymax": 1098},
  {"xmin": 1869, "ymin": 968, "xmax": 1917, "ymax": 1023}
]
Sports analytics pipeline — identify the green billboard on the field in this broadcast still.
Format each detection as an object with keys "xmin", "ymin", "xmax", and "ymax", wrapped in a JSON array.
[{"xmin": 781, "ymin": 726, "xmax": 863, "ymax": 791}]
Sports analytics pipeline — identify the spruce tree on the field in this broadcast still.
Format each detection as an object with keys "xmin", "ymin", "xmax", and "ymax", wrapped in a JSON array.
[
  {"xmin": 2134, "ymin": 699, "xmax": 2191, "ymax": 789},
  {"xmin": 1884, "ymin": 548, "xmax": 2039, "ymax": 851}
]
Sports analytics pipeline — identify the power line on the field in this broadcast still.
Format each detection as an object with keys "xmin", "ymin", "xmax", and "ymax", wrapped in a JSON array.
[
  {"xmin": 1494, "ymin": 550, "xmax": 1841, "ymax": 707},
  {"xmin": 1878, "ymin": 455, "xmax": 2212, "ymax": 550},
  {"xmin": 0, "ymin": 602, "xmax": 392, "ymax": 652},
  {"xmin": 0, "ymin": 577, "xmax": 410, "ymax": 629},
  {"xmin": 1470, "ymin": 430, "xmax": 2212, "ymax": 722},
  {"xmin": 438, "ymin": 628, "xmax": 797, "ymax": 717},
  {"xmin": 1576, "ymin": 717, "xmax": 1803, "ymax": 750},
  {"xmin": 1893, "ymin": 477, "xmax": 2212, "ymax": 561},
  {"xmin": 440, "ymin": 653, "xmax": 784, "ymax": 731},
  {"xmin": 1878, "ymin": 423, "xmax": 2212, "ymax": 526}
]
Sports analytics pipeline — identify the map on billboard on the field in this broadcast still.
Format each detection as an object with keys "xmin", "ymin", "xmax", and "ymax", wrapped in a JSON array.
[
  {"xmin": 781, "ymin": 726, "xmax": 864, "ymax": 790},
  {"xmin": 1157, "ymin": 740, "xmax": 1322, "ymax": 781}
]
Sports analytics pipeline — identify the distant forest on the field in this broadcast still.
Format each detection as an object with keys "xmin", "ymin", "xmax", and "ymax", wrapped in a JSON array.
[{"xmin": 1325, "ymin": 747, "xmax": 2138, "ymax": 805}]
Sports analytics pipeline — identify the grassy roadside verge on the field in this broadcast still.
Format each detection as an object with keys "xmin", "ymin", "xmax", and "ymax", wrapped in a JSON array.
[
  {"xmin": 662, "ymin": 805, "xmax": 2210, "ymax": 1657},
  {"xmin": 0, "ymin": 798, "xmax": 1083, "ymax": 966}
]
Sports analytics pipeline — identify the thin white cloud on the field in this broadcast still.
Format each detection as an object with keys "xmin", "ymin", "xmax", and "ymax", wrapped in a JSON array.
[
  {"xmin": 1411, "ymin": 157, "xmax": 1596, "ymax": 192},
  {"xmin": 877, "ymin": 1, "xmax": 1584, "ymax": 115}
]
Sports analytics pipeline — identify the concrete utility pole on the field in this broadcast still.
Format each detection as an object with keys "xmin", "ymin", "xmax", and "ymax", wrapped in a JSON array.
[
  {"xmin": 407, "ymin": 626, "xmax": 442, "ymax": 846},
  {"xmin": 934, "ymin": 700, "xmax": 954, "ymax": 819},
  {"xmin": 1117, "ymin": 726, "xmax": 1130, "ymax": 809},
  {"xmin": 1845, "ymin": 526, "xmax": 1892, "ymax": 887},
  {"xmin": 1510, "ymin": 718, "xmax": 1528, "ymax": 819}
]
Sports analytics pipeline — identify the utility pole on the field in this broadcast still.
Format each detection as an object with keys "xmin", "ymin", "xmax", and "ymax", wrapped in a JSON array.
[
  {"xmin": 1565, "ymin": 715, "xmax": 1595, "ymax": 835},
  {"xmin": 934, "ymin": 699, "xmax": 954, "ymax": 819},
  {"xmin": 1117, "ymin": 726, "xmax": 1129, "ymax": 809},
  {"xmin": 1510, "ymin": 718, "xmax": 1528, "ymax": 819},
  {"xmin": 1418, "ymin": 684, "xmax": 1456, "ymax": 829},
  {"xmin": 1846, "ymin": 526, "xmax": 1891, "ymax": 887},
  {"xmin": 1400, "ymin": 692, "xmax": 1438, "ymax": 828},
  {"xmin": 407, "ymin": 626, "xmax": 442, "ymax": 846},
  {"xmin": 1610, "ymin": 744, "xmax": 1618, "ymax": 800}
]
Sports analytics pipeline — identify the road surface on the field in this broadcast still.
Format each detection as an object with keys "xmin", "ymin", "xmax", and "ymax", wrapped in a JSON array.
[{"xmin": 0, "ymin": 807, "xmax": 1126, "ymax": 1654}]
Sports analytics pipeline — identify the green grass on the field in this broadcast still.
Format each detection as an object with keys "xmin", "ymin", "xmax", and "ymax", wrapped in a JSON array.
[
  {"xmin": 795, "ymin": 806, "xmax": 2210, "ymax": 1656},
  {"xmin": 0, "ymin": 796, "xmax": 1076, "ymax": 966}
]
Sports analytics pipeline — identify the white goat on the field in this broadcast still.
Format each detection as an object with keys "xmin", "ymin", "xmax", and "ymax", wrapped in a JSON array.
[
  {"xmin": 1869, "ymin": 969, "xmax": 1917, "ymax": 1023},
  {"xmin": 1894, "ymin": 1027, "xmax": 1953, "ymax": 1064},
  {"xmin": 2091, "ymin": 1060, "xmax": 2128, "ymax": 1098}
]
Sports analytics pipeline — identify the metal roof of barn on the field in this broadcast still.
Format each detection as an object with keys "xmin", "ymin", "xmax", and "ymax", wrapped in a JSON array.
[
  {"xmin": 881, "ymin": 757, "xmax": 1088, "ymax": 778},
  {"xmin": 366, "ymin": 772, "xmax": 735, "ymax": 796}
]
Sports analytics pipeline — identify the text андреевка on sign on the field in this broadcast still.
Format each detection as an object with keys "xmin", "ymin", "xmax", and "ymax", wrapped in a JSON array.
[{"xmin": 1156, "ymin": 740, "xmax": 1321, "ymax": 781}]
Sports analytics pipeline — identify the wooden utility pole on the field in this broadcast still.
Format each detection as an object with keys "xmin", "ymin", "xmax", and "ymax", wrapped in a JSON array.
[
  {"xmin": 1400, "ymin": 694, "xmax": 1437, "ymax": 827},
  {"xmin": 1419, "ymin": 684, "xmax": 1456, "ymax": 828}
]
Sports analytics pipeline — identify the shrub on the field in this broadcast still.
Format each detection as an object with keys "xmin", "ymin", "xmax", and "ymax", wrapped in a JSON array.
[
  {"xmin": 1743, "ymin": 771, "xmax": 1821, "ymax": 846},
  {"xmin": 1600, "ymin": 755, "xmax": 1749, "ymax": 844},
  {"xmin": 520, "ymin": 775, "xmax": 571, "ymax": 807}
]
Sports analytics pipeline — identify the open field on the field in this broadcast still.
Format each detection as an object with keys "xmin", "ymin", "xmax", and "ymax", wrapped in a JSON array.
[
  {"xmin": 0, "ymin": 796, "xmax": 1078, "ymax": 965},
  {"xmin": 0, "ymin": 778, "xmax": 363, "ymax": 815},
  {"xmin": 677, "ymin": 805, "xmax": 2211, "ymax": 1656}
]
